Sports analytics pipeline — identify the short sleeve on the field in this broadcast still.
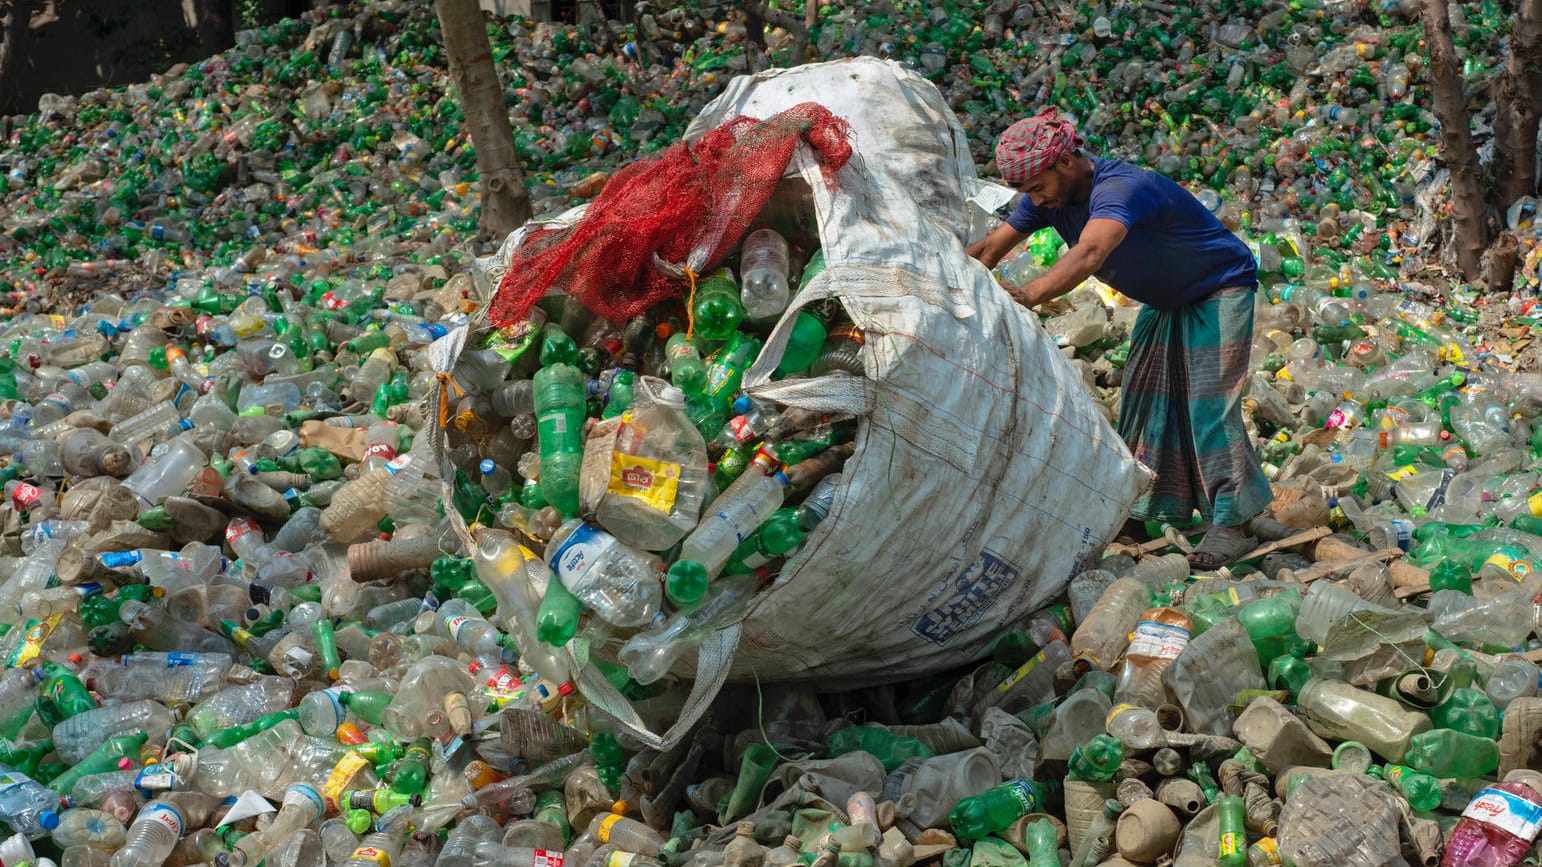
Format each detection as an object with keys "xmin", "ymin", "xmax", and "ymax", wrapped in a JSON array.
[
  {"xmin": 1087, "ymin": 172, "xmax": 1158, "ymax": 229},
  {"xmin": 1005, "ymin": 195, "xmax": 1049, "ymax": 234}
]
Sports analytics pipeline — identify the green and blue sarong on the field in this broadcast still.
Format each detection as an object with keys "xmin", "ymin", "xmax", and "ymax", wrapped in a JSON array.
[{"xmin": 1118, "ymin": 284, "xmax": 1273, "ymax": 527}]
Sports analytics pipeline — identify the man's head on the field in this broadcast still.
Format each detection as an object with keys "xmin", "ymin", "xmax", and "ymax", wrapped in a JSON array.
[{"xmin": 995, "ymin": 108, "xmax": 1091, "ymax": 208}]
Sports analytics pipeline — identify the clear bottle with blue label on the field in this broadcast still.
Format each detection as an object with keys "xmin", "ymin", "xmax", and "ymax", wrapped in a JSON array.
[{"xmin": 544, "ymin": 519, "xmax": 663, "ymax": 628}]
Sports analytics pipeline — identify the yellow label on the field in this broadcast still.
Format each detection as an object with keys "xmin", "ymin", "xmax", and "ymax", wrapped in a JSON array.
[
  {"xmin": 1105, "ymin": 703, "xmax": 1143, "ymax": 729},
  {"xmin": 348, "ymin": 847, "xmax": 390, "ymax": 867},
  {"xmin": 1384, "ymin": 464, "xmax": 1418, "ymax": 481},
  {"xmin": 368, "ymin": 347, "xmax": 399, "ymax": 369},
  {"xmin": 1253, "ymin": 838, "xmax": 1281, "ymax": 865},
  {"xmin": 8, "ymin": 614, "xmax": 61, "ymax": 668},
  {"xmin": 1483, "ymin": 551, "xmax": 1535, "ymax": 581},
  {"xmin": 998, "ymin": 649, "xmax": 1049, "ymax": 694},
  {"xmin": 1528, "ymin": 491, "xmax": 1542, "ymax": 519},
  {"xmin": 596, "ymin": 813, "xmax": 625, "ymax": 844},
  {"xmin": 607, "ymin": 453, "xmax": 681, "ymax": 513},
  {"xmin": 1225, "ymin": 587, "xmax": 1241, "ymax": 606},
  {"xmin": 1276, "ymin": 366, "xmax": 1294, "ymax": 382},
  {"xmin": 1219, "ymin": 832, "xmax": 1241, "ymax": 857},
  {"xmin": 322, "ymin": 752, "xmax": 370, "ymax": 809},
  {"xmin": 607, "ymin": 853, "xmax": 635, "ymax": 867}
]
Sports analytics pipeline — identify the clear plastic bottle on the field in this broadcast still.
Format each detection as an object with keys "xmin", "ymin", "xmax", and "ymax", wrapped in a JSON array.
[
  {"xmin": 544, "ymin": 519, "xmax": 663, "ymax": 628},
  {"xmin": 1295, "ymin": 678, "xmax": 1432, "ymax": 763},
  {"xmin": 58, "ymin": 427, "xmax": 134, "ymax": 477},
  {"xmin": 1114, "ymin": 607, "xmax": 1190, "ymax": 709},
  {"xmin": 471, "ymin": 529, "xmax": 572, "ymax": 688},
  {"xmin": 437, "ymin": 814, "xmax": 503, "ymax": 867},
  {"xmin": 109, "ymin": 402, "xmax": 189, "ymax": 447},
  {"xmin": 1071, "ymin": 578, "xmax": 1151, "ymax": 672},
  {"xmin": 739, "ymin": 228, "xmax": 791, "ymax": 323},
  {"xmin": 109, "ymin": 793, "xmax": 221, "ymax": 867},
  {"xmin": 618, "ymin": 574, "xmax": 759, "ymax": 684},
  {"xmin": 52, "ymin": 700, "xmax": 175, "ymax": 764},
  {"xmin": 122, "ymin": 436, "xmax": 206, "ymax": 509},
  {"xmin": 673, "ymin": 451, "xmax": 787, "ymax": 595},
  {"xmin": 0, "ymin": 765, "xmax": 61, "ymax": 839},
  {"xmin": 591, "ymin": 382, "xmax": 710, "ymax": 551},
  {"xmin": 216, "ymin": 784, "xmax": 324, "ymax": 867},
  {"xmin": 51, "ymin": 808, "xmax": 125, "ymax": 850},
  {"xmin": 319, "ymin": 464, "xmax": 392, "ymax": 543}
]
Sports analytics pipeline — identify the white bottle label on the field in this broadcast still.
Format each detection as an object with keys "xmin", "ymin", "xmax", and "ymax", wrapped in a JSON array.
[
  {"xmin": 708, "ymin": 497, "xmax": 765, "ymax": 547},
  {"xmin": 140, "ymin": 802, "xmax": 185, "ymax": 837},
  {"xmin": 1127, "ymin": 620, "xmax": 1190, "ymax": 661},
  {"xmin": 1462, "ymin": 788, "xmax": 1542, "ymax": 841},
  {"xmin": 551, "ymin": 523, "xmax": 619, "ymax": 597}
]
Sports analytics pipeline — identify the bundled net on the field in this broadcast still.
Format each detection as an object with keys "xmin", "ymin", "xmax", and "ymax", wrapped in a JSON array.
[{"xmin": 489, "ymin": 102, "xmax": 853, "ymax": 327}]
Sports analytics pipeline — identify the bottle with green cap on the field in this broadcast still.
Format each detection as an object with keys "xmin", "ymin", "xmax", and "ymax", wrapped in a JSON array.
[
  {"xmin": 533, "ymin": 362, "xmax": 586, "ymax": 516},
  {"xmin": 1068, "ymin": 733, "xmax": 1124, "ymax": 782},
  {"xmin": 691, "ymin": 269, "xmax": 745, "ymax": 341},
  {"xmin": 1404, "ymin": 728, "xmax": 1500, "ymax": 779}
]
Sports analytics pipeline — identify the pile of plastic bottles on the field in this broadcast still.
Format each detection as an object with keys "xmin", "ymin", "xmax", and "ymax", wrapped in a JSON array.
[{"xmin": 0, "ymin": 0, "xmax": 1535, "ymax": 301}]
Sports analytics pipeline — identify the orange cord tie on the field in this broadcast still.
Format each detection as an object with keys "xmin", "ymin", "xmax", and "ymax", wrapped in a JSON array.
[
  {"xmin": 436, "ymin": 372, "xmax": 467, "ymax": 430},
  {"xmin": 684, "ymin": 268, "xmax": 699, "ymax": 341}
]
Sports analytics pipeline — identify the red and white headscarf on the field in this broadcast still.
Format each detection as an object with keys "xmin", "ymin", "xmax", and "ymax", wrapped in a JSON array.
[{"xmin": 995, "ymin": 107, "xmax": 1085, "ymax": 187}]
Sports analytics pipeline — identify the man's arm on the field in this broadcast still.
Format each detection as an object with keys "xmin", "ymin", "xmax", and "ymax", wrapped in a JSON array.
[
  {"xmin": 1009, "ymin": 218, "xmax": 1128, "ymax": 309},
  {"xmin": 966, "ymin": 221, "xmax": 1030, "ymax": 270}
]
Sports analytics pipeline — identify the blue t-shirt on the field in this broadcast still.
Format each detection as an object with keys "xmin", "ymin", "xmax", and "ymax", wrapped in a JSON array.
[{"xmin": 1007, "ymin": 158, "xmax": 1257, "ymax": 310}]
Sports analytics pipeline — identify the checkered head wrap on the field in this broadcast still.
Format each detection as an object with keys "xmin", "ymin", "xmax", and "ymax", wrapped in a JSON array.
[{"xmin": 995, "ymin": 107, "xmax": 1085, "ymax": 187}]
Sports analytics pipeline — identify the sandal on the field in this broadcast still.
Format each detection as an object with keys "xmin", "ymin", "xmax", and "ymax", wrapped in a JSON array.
[{"xmin": 1187, "ymin": 524, "xmax": 1259, "ymax": 571}]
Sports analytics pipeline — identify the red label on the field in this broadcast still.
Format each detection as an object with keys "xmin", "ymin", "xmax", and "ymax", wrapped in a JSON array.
[
  {"xmin": 225, "ymin": 517, "xmax": 261, "ymax": 544},
  {"xmin": 11, "ymin": 483, "xmax": 41, "ymax": 510},
  {"xmin": 620, "ymin": 465, "xmax": 653, "ymax": 490},
  {"xmin": 362, "ymin": 441, "xmax": 396, "ymax": 462}
]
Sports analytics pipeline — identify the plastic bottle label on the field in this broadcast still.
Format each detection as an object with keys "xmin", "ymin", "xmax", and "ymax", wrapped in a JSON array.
[
  {"xmin": 286, "ymin": 784, "xmax": 325, "ymax": 817},
  {"xmin": 481, "ymin": 665, "xmax": 525, "ymax": 709},
  {"xmin": 1385, "ymin": 520, "xmax": 1414, "ymax": 551},
  {"xmin": 134, "ymin": 764, "xmax": 184, "ymax": 794},
  {"xmin": 1001, "ymin": 779, "xmax": 1039, "ymax": 813},
  {"xmin": 9, "ymin": 483, "xmax": 41, "ymax": 510},
  {"xmin": 164, "ymin": 653, "xmax": 199, "ymax": 667},
  {"xmin": 225, "ymin": 518, "xmax": 261, "ymax": 544},
  {"xmin": 997, "ymin": 649, "xmax": 1049, "ymax": 694},
  {"xmin": 607, "ymin": 453, "xmax": 682, "ymax": 514},
  {"xmin": 1219, "ymin": 832, "xmax": 1241, "ymax": 858},
  {"xmin": 99, "ymin": 550, "xmax": 144, "ymax": 570},
  {"xmin": 596, "ymin": 813, "xmax": 626, "ymax": 843},
  {"xmin": 139, "ymin": 802, "xmax": 185, "ymax": 837},
  {"xmin": 1483, "ymin": 547, "xmax": 1536, "ymax": 581},
  {"xmin": 551, "ymin": 523, "xmax": 619, "ymax": 596},
  {"xmin": 1127, "ymin": 620, "xmax": 1190, "ymax": 660},
  {"xmin": 1461, "ymin": 788, "xmax": 1542, "ymax": 841},
  {"xmin": 531, "ymin": 851, "xmax": 564, "ymax": 867},
  {"xmin": 322, "ymin": 753, "xmax": 370, "ymax": 810},
  {"xmin": 361, "ymin": 441, "xmax": 396, "ymax": 463},
  {"xmin": 348, "ymin": 847, "xmax": 390, "ymax": 867},
  {"xmin": 7, "ymin": 615, "xmax": 61, "ymax": 668},
  {"xmin": 1251, "ymin": 837, "xmax": 1280, "ymax": 865},
  {"xmin": 1105, "ymin": 703, "xmax": 1145, "ymax": 729}
]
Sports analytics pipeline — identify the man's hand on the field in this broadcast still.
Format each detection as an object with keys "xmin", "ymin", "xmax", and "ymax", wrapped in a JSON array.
[{"xmin": 967, "ymin": 222, "xmax": 1029, "ymax": 270}]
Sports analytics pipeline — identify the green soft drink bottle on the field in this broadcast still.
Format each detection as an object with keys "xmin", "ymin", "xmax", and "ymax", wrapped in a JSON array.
[
  {"xmin": 1236, "ymin": 589, "xmax": 1302, "ymax": 666},
  {"xmin": 701, "ymin": 332, "xmax": 764, "ymax": 415},
  {"xmin": 34, "ymin": 661, "xmax": 97, "ymax": 725},
  {"xmin": 1383, "ymin": 764, "xmax": 1441, "ymax": 812},
  {"xmin": 533, "ymin": 363, "xmax": 586, "ymax": 516},
  {"xmin": 1404, "ymin": 729, "xmax": 1500, "ymax": 778},
  {"xmin": 948, "ymin": 779, "xmax": 1050, "ymax": 840},
  {"xmin": 1216, "ymin": 794, "xmax": 1247, "ymax": 867},
  {"xmin": 774, "ymin": 312, "xmax": 827, "ymax": 377},
  {"xmin": 692, "ymin": 270, "xmax": 744, "ymax": 341},
  {"xmin": 665, "ymin": 332, "xmax": 707, "ymax": 393},
  {"xmin": 536, "ymin": 573, "xmax": 585, "ymax": 647},
  {"xmin": 1067, "ymin": 733, "xmax": 1124, "ymax": 782},
  {"xmin": 1023, "ymin": 818, "xmax": 1059, "ymax": 867}
]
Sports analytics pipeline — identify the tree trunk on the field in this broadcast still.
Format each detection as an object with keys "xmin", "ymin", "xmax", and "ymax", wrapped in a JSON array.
[
  {"xmin": 1422, "ymin": 0, "xmax": 1490, "ymax": 280},
  {"xmin": 436, "ymin": 0, "xmax": 531, "ymax": 242},
  {"xmin": 0, "ymin": 0, "xmax": 43, "ymax": 115},
  {"xmin": 190, "ymin": 0, "xmax": 236, "ymax": 57},
  {"xmin": 747, "ymin": 1, "xmax": 810, "ymax": 66},
  {"xmin": 1493, "ymin": 0, "xmax": 1542, "ymax": 211}
]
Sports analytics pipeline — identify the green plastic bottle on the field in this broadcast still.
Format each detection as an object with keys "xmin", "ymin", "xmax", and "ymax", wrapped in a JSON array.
[
  {"xmin": 1428, "ymin": 560, "xmax": 1474, "ymax": 595},
  {"xmin": 774, "ymin": 312, "xmax": 827, "ymax": 378},
  {"xmin": 1023, "ymin": 818, "xmax": 1059, "ymax": 867},
  {"xmin": 723, "ymin": 508, "xmax": 805, "ymax": 574},
  {"xmin": 1403, "ymin": 729, "xmax": 1499, "ymax": 778},
  {"xmin": 722, "ymin": 742, "xmax": 781, "ymax": 824},
  {"xmin": 700, "ymin": 332, "xmax": 763, "ymax": 415},
  {"xmin": 1216, "ymin": 794, "xmax": 1247, "ymax": 867},
  {"xmin": 1383, "ymin": 764, "xmax": 1441, "ymax": 812},
  {"xmin": 536, "ymin": 574, "xmax": 584, "ymax": 647},
  {"xmin": 1235, "ymin": 589, "xmax": 1302, "ymax": 666},
  {"xmin": 49, "ymin": 731, "xmax": 148, "ymax": 796},
  {"xmin": 388, "ymin": 741, "xmax": 432, "ymax": 794},
  {"xmin": 34, "ymin": 660, "xmax": 98, "ymax": 725},
  {"xmin": 949, "ymin": 779, "xmax": 1050, "ymax": 840},
  {"xmin": 1067, "ymin": 733, "xmax": 1124, "ymax": 782},
  {"xmin": 532, "ymin": 362, "xmax": 586, "ymax": 516},
  {"xmin": 665, "ymin": 332, "xmax": 708, "ymax": 393},
  {"xmin": 826, "ymin": 725, "xmax": 934, "ymax": 773},
  {"xmin": 338, "ymin": 690, "xmax": 392, "ymax": 726},
  {"xmin": 691, "ymin": 270, "xmax": 745, "ymax": 341}
]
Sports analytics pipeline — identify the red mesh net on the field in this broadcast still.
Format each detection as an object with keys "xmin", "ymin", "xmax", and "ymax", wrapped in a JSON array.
[{"xmin": 489, "ymin": 102, "xmax": 853, "ymax": 327}]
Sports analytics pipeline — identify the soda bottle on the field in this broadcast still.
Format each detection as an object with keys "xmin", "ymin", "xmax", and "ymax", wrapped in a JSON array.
[
  {"xmin": 216, "ymin": 784, "xmax": 324, "ymax": 867},
  {"xmin": 1217, "ymin": 794, "xmax": 1247, "ymax": 867},
  {"xmin": 665, "ymin": 332, "xmax": 707, "ymax": 393},
  {"xmin": 691, "ymin": 270, "xmax": 744, "ymax": 341},
  {"xmin": 1067, "ymin": 733, "xmax": 1123, "ymax": 782},
  {"xmin": 948, "ymin": 779, "xmax": 1050, "ymax": 840},
  {"xmin": 533, "ymin": 363, "xmax": 586, "ymax": 517},
  {"xmin": 1440, "ymin": 782, "xmax": 1542, "ymax": 867}
]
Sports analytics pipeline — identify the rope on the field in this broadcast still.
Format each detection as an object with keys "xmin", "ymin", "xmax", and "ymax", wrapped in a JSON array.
[
  {"xmin": 435, "ymin": 371, "xmax": 466, "ymax": 430},
  {"xmin": 684, "ymin": 267, "xmax": 699, "ymax": 341}
]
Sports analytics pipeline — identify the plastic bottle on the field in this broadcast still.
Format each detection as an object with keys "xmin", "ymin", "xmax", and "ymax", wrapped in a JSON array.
[
  {"xmin": 1440, "ymin": 782, "xmax": 1542, "ymax": 867},
  {"xmin": 110, "ymin": 793, "xmax": 220, "ymax": 867},
  {"xmin": 1071, "ymin": 578, "xmax": 1150, "ymax": 672},
  {"xmin": 739, "ymin": 228, "xmax": 791, "ymax": 323},
  {"xmin": 690, "ymin": 270, "xmax": 745, "ymax": 341},
  {"xmin": 534, "ymin": 363, "xmax": 586, "ymax": 517},
  {"xmin": 591, "ymin": 383, "xmax": 709, "ymax": 551},
  {"xmin": 217, "ymin": 784, "xmax": 324, "ymax": 867},
  {"xmin": 544, "ymin": 518, "xmax": 662, "ymax": 628},
  {"xmin": 0, "ymin": 765, "xmax": 61, "ymax": 839},
  {"xmin": 618, "ymin": 575, "xmax": 759, "ymax": 684},
  {"xmin": 948, "ymin": 779, "xmax": 1049, "ymax": 840},
  {"xmin": 1295, "ymin": 678, "xmax": 1432, "ymax": 763},
  {"xmin": 1114, "ymin": 607, "xmax": 1191, "ymax": 709},
  {"xmin": 1216, "ymin": 794, "xmax": 1247, "ymax": 867},
  {"xmin": 669, "ymin": 450, "xmax": 786, "ymax": 605}
]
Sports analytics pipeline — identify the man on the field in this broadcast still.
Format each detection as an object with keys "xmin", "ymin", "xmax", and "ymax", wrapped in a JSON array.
[{"xmin": 967, "ymin": 108, "xmax": 1272, "ymax": 569}]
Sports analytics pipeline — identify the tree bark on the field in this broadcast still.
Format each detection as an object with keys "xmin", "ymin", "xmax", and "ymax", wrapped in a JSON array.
[
  {"xmin": 0, "ymin": 0, "xmax": 44, "ymax": 115},
  {"xmin": 1494, "ymin": 0, "xmax": 1542, "ymax": 211},
  {"xmin": 1423, "ymin": 0, "xmax": 1490, "ymax": 280},
  {"xmin": 436, "ymin": 0, "xmax": 531, "ymax": 242},
  {"xmin": 746, "ymin": 1, "xmax": 809, "ymax": 66}
]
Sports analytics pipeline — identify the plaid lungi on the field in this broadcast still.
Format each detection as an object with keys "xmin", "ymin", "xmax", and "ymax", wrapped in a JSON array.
[{"xmin": 1118, "ymin": 285, "xmax": 1273, "ymax": 527}]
